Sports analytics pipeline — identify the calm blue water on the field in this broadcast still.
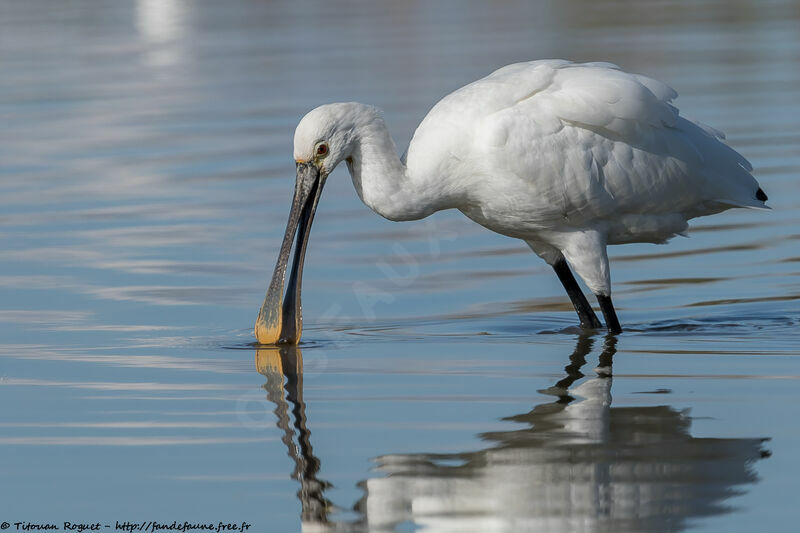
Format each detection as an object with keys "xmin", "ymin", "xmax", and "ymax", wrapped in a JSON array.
[{"xmin": 1, "ymin": 1, "xmax": 798, "ymax": 531}]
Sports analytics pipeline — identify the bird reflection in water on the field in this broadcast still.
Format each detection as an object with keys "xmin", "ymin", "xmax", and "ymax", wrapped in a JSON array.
[
  {"xmin": 256, "ymin": 347, "xmax": 332, "ymax": 527},
  {"xmin": 256, "ymin": 337, "xmax": 770, "ymax": 532}
]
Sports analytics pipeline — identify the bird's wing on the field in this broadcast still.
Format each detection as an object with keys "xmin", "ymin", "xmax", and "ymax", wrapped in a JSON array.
[
  {"xmin": 430, "ymin": 60, "xmax": 680, "ymax": 142},
  {"xmin": 528, "ymin": 61, "xmax": 680, "ymax": 140},
  {"xmin": 467, "ymin": 61, "xmax": 762, "ymax": 221}
]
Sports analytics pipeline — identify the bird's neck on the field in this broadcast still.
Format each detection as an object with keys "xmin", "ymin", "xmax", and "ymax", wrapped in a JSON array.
[{"xmin": 346, "ymin": 120, "xmax": 455, "ymax": 221}]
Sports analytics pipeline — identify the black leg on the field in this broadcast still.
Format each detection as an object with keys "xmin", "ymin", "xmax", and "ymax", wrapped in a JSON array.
[
  {"xmin": 552, "ymin": 259, "xmax": 602, "ymax": 329},
  {"xmin": 596, "ymin": 294, "xmax": 622, "ymax": 334}
]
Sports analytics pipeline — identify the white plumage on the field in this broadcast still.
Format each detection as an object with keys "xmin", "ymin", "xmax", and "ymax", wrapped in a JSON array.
[
  {"xmin": 258, "ymin": 59, "xmax": 768, "ymax": 343},
  {"xmin": 398, "ymin": 60, "xmax": 765, "ymax": 294}
]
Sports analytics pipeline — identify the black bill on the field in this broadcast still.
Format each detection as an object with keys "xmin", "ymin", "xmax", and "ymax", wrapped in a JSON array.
[{"xmin": 255, "ymin": 162, "xmax": 325, "ymax": 345}]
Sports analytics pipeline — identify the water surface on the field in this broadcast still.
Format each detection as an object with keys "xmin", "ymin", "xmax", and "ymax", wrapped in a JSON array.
[{"xmin": 1, "ymin": 1, "xmax": 798, "ymax": 531}]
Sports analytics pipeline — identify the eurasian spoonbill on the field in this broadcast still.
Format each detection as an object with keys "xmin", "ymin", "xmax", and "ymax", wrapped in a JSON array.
[{"xmin": 256, "ymin": 60, "xmax": 768, "ymax": 344}]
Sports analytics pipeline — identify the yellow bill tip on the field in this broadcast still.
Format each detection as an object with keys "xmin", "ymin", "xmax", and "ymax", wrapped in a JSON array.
[{"xmin": 254, "ymin": 313, "xmax": 282, "ymax": 345}]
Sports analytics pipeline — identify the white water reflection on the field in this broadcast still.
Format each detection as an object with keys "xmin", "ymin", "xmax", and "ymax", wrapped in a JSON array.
[{"xmin": 136, "ymin": 0, "xmax": 186, "ymax": 67}]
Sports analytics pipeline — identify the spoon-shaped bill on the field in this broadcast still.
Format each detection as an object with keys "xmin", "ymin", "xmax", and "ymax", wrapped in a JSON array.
[{"xmin": 255, "ymin": 163, "xmax": 325, "ymax": 345}]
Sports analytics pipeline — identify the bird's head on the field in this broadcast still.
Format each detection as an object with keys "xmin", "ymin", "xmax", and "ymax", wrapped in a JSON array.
[
  {"xmin": 293, "ymin": 102, "xmax": 381, "ymax": 174},
  {"xmin": 255, "ymin": 102, "xmax": 381, "ymax": 345}
]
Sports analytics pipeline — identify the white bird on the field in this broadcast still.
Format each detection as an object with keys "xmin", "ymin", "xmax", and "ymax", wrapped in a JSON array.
[{"xmin": 256, "ymin": 59, "xmax": 768, "ymax": 344}]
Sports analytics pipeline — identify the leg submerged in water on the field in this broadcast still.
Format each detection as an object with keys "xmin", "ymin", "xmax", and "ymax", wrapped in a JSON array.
[{"xmin": 596, "ymin": 294, "xmax": 622, "ymax": 334}]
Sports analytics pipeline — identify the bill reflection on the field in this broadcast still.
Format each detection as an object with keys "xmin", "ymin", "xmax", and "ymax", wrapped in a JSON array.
[
  {"xmin": 257, "ymin": 337, "xmax": 770, "ymax": 532},
  {"xmin": 256, "ymin": 347, "xmax": 332, "ymax": 527}
]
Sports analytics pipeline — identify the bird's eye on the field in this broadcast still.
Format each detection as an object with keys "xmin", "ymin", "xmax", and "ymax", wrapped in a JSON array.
[{"xmin": 315, "ymin": 143, "xmax": 329, "ymax": 157}]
